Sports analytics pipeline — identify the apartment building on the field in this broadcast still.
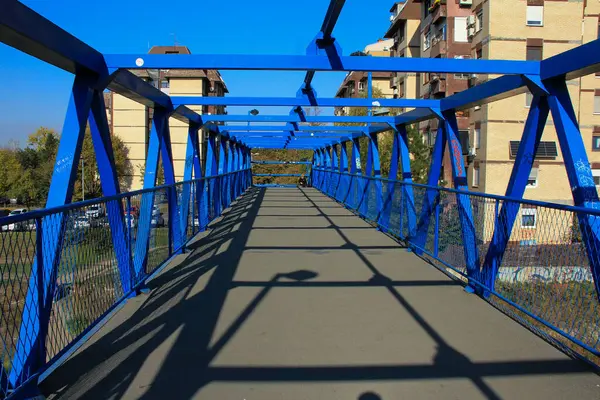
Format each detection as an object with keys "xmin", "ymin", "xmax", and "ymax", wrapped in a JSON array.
[
  {"xmin": 384, "ymin": 0, "xmax": 421, "ymax": 105},
  {"xmin": 467, "ymin": 0, "xmax": 600, "ymax": 204},
  {"xmin": 106, "ymin": 46, "xmax": 228, "ymax": 190},
  {"xmin": 334, "ymin": 39, "xmax": 395, "ymax": 116}
]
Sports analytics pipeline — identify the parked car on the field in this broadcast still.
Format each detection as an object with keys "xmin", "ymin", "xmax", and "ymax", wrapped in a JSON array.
[
  {"xmin": 125, "ymin": 214, "xmax": 137, "ymax": 229},
  {"xmin": 86, "ymin": 205, "xmax": 105, "ymax": 219},
  {"xmin": 151, "ymin": 213, "xmax": 165, "ymax": 227},
  {"xmin": 73, "ymin": 216, "xmax": 91, "ymax": 229},
  {"xmin": 3, "ymin": 208, "xmax": 32, "ymax": 232}
]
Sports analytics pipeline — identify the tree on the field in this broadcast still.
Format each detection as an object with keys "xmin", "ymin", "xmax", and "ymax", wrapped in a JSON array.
[
  {"xmin": 0, "ymin": 148, "xmax": 23, "ymax": 202},
  {"xmin": 72, "ymin": 129, "xmax": 134, "ymax": 201},
  {"xmin": 335, "ymin": 88, "xmax": 431, "ymax": 183}
]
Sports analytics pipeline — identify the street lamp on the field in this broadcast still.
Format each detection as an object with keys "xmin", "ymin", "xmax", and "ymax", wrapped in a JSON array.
[{"xmin": 248, "ymin": 109, "xmax": 259, "ymax": 128}]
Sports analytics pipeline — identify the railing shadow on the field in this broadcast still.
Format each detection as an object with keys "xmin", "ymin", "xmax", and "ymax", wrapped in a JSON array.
[{"xmin": 40, "ymin": 187, "xmax": 595, "ymax": 400}]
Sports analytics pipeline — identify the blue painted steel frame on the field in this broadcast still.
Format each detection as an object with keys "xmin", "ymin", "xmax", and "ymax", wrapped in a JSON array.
[{"xmin": 8, "ymin": 0, "xmax": 600, "ymax": 394}]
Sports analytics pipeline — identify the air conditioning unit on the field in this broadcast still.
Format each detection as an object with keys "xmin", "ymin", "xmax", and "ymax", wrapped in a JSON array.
[
  {"xmin": 390, "ymin": 14, "xmax": 395, "ymax": 22},
  {"xmin": 468, "ymin": 147, "xmax": 477, "ymax": 156},
  {"xmin": 393, "ymin": 88, "xmax": 399, "ymax": 95},
  {"xmin": 467, "ymin": 27, "xmax": 475, "ymax": 37},
  {"xmin": 474, "ymin": 105, "xmax": 481, "ymax": 111},
  {"xmin": 467, "ymin": 15, "xmax": 476, "ymax": 27},
  {"xmin": 459, "ymin": 0, "xmax": 473, "ymax": 6}
]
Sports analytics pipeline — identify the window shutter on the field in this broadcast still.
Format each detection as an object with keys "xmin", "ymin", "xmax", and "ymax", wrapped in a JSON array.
[{"xmin": 454, "ymin": 17, "xmax": 468, "ymax": 43}]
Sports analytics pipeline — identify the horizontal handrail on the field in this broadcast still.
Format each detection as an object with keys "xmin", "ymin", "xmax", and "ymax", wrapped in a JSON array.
[
  {"xmin": 313, "ymin": 168, "xmax": 600, "ymax": 217},
  {"xmin": 0, "ymin": 169, "xmax": 251, "ymax": 226}
]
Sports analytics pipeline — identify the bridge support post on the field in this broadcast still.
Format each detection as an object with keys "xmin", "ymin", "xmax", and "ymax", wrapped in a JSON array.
[
  {"xmin": 324, "ymin": 146, "xmax": 332, "ymax": 195},
  {"xmin": 180, "ymin": 123, "xmax": 202, "ymax": 243},
  {"xmin": 351, "ymin": 138, "xmax": 362, "ymax": 209},
  {"xmin": 339, "ymin": 141, "xmax": 349, "ymax": 201},
  {"xmin": 481, "ymin": 95, "xmax": 550, "ymax": 292},
  {"xmin": 88, "ymin": 90, "xmax": 131, "ymax": 292},
  {"xmin": 415, "ymin": 125, "xmax": 445, "ymax": 252},
  {"xmin": 10, "ymin": 73, "xmax": 95, "ymax": 388},
  {"xmin": 217, "ymin": 136, "xmax": 227, "ymax": 214},
  {"xmin": 442, "ymin": 109, "xmax": 480, "ymax": 291},
  {"xmin": 226, "ymin": 140, "xmax": 235, "ymax": 206},
  {"xmin": 331, "ymin": 144, "xmax": 340, "ymax": 199},
  {"xmin": 365, "ymin": 133, "xmax": 383, "ymax": 221},
  {"xmin": 546, "ymin": 79, "xmax": 600, "ymax": 301}
]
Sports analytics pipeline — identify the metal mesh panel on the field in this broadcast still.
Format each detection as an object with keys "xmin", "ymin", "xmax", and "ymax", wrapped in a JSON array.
[{"xmin": 313, "ymin": 168, "xmax": 600, "ymax": 365}]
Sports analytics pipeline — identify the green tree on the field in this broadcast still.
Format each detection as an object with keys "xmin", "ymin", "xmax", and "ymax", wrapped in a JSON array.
[
  {"xmin": 335, "ymin": 88, "xmax": 431, "ymax": 183},
  {"xmin": 72, "ymin": 129, "xmax": 133, "ymax": 201},
  {"xmin": 0, "ymin": 148, "xmax": 23, "ymax": 202}
]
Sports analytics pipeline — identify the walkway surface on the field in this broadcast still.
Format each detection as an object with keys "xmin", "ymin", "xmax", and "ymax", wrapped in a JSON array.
[{"xmin": 41, "ymin": 187, "xmax": 599, "ymax": 399}]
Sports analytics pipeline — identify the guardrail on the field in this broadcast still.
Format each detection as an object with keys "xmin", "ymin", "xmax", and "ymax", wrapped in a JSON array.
[
  {"xmin": 312, "ymin": 167, "xmax": 600, "ymax": 366},
  {"xmin": 0, "ymin": 169, "xmax": 251, "ymax": 399}
]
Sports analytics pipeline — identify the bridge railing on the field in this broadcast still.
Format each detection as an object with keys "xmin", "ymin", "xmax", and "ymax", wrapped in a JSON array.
[
  {"xmin": 0, "ymin": 169, "xmax": 251, "ymax": 399},
  {"xmin": 312, "ymin": 167, "xmax": 600, "ymax": 365}
]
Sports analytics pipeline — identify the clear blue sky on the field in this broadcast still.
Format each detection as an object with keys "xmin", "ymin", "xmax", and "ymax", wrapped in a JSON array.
[{"xmin": 0, "ymin": 0, "xmax": 393, "ymax": 146}]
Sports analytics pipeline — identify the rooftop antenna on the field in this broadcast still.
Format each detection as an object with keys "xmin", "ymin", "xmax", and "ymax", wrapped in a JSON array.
[{"xmin": 170, "ymin": 33, "xmax": 179, "ymax": 49}]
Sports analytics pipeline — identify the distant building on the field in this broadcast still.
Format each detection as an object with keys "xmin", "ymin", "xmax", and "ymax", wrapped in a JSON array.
[
  {"xmin": 105, "ymin": 46, "xmax": 227, "ymax": 190},
  {"xmin": 334, "ymin": 39, "xmax": 395, "ymax": 116}
]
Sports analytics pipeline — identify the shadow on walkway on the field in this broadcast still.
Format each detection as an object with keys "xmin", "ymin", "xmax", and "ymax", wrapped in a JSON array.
[{"xmin": 40, "ymin": 187, "xmax": 597, "ymax": 400}]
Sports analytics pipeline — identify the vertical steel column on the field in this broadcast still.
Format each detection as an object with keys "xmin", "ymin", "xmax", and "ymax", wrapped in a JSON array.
[
  {"xmin": 11, "ymin": 73, "xmax": 94, "ymax": 386},
  {"xmin": 180, "ymin": 123, "xmax": 201, "ymax": 242},
  {"xmin": 379, "ymin": 129, "xmax": 400, "ymax": 233},
  {"xmin": 339, "ymin": 141, "xmax": 349, "ymax": 201},
  {"xmin": 88, "ymin": 90, "xmax": 130, "ymax": 291},
  {"xmin": 217, "ymin": 136, "xmax": 228, "ymax": 213},
  {"xmin": 324, "ymin": 146, "xmax": 332, "ymax": 195},
  {"xmin": 398, "ymin": 125, "xmax": 417, "ymax": 238},
  {"xmin": 443, "ymin": 110, "xmax": 480, "ymax": 288},
  {"xmin": 547, "ymin": 79, "xmax": 600, "ymax": 301},
  {"xmin": 133, "ymin": 107, "xmax": 170, "ymax": 276},
  {"xmin": 351, "ymin": 138, "xmax": 362, "ymax": 208},
  {"xmin": 202, "ymin": 132, "xmax": 217, "ymax": 228},
  {"xmin": 331, "ymin": 144, "xmax": 340, "ymax": 198},
  {"xmin": 482, "ymin": 95, "xmax": 549, "ymax": 290},
  {"xmin": 226, "ymin": 140, "xmax": 235, "ymax": 206},
  {"xmin": 365, "ymin": 132, "xmax": 383, "ymax": 219},
  {"xmin": 415, "ymin": 126, "xmax": 445, "ymax": 251}
]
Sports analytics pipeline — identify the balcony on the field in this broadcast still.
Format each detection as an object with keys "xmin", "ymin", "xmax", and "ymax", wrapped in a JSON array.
[
  {"xmin": 430, "ymin": 75, "xmax": 446, "ymax": 96},
  {"xmin": 430, "ymin": 38, "xmax": 447, "ymax": 58}
]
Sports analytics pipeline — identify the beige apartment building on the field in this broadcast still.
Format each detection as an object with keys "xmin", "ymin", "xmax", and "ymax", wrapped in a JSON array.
[
  {"xmin": 106, "ymin": 46, "xmax": 227, "ymax": 191},
  {"xmin": 334, "ymin": 39, "xmax": 395, "ymax": 116}
]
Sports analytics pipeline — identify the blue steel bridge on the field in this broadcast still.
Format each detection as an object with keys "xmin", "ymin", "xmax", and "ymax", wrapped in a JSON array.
[{"xmin": 1, "ymin": 0, "xmax": 600, "ymax": 398}]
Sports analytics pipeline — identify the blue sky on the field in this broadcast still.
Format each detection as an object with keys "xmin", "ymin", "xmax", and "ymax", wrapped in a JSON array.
[{"xmin": 0, "ymin": 0, "xmax": 393, "ymax": 146}]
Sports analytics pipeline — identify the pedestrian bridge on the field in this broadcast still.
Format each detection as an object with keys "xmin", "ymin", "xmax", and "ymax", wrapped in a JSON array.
[
  {"xmin": 35, "ymin": 187, "xmax": 600, "ymax": 399},
  {"xmin": 2, "ymin": 0, "xmax": 600, "ymax": 398}
]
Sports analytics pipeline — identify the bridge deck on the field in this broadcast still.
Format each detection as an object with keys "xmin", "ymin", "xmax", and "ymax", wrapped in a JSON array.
[{"xmin": 41, "ymin": 187, "xmax": 599, "ymax": 399}]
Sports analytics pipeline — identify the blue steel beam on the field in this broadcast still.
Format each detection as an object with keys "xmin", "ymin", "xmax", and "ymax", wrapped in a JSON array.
[
  {"xmin": 541, "ymin": 38, "xmax": 600, "ymax": 81},
  {"xmin": 173, "ymin": 96, "xmax": 438, "ymax": 108},
  {"xmin": 546, "ymin": 78, "xmax": 600, "ymax": 301},
  {"xmin": 0, "ymin": 0, "xmax": 107, "ymax": 75},
  {"xmin": 442, "ymin": 110, "xmax": 480, "ymax": 289},
  {"xmin": 106, "ymin": 69, "xmax": 173, "ymax": 109},
  {"xmin": 88, "ymin": 90, "xmax": 131, "ymax": 291},
  {"xmin": 201, "ymin": 115, "xmax": 396, "ymax": 124},
  {"xmin": 105, "ymin": 54, "xmax": 539, "ymax": 75},
  {"xmin": 222, "ymin": 125, "xmax": 367, "ymax": 132},
  {"xmin": 10, "ymin": 74, "xmax": 95, "ymax": 387},
  {"xmin": 481, "ymin": 95, "xmax": 550, "ymax": 291}
]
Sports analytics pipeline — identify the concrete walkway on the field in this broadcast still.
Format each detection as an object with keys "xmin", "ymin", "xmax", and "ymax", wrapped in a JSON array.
[{"xmin": 41, "ymin": 187, "xmax": 599, "ymax": 399}]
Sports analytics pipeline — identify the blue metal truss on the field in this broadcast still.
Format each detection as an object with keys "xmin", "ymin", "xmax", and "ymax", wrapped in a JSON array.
[{"xmin": 5, "ymin": 0, "xmax": 600, "ymax": 395}]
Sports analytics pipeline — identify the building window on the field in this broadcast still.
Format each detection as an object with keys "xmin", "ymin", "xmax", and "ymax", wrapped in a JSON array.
[
  {"xmin": 593, "ymin": 169, "xmax": 600, "ymax": 186},
  {"xmin": 358, "ymin": 81, "xmax": 366, "ymax": 92},
  {"xmin": 595, "ymin": 93, "xmax": 600, "ymax": 114},
  {"xmin": 510, "ymin": 141, "xmax": 558, "ymax": 159},
  {"xmin": 474, "ymin": 127, "xmax": 481, "ymax": 149},
  {"xmin": 476, "ymin": 48, "xmax": 483, "ymax": 59},
  {"xmin": 476, "ymin": 10, "xmax": 484, "ymax": 32},
  {"xmin": 593, "ymin": 136, "xmax": 600, "ymax": 151},
  {"xmin": 160, "ymin": 79, "xmax": 169, "ymax": 89},
  {"xmin": 521, "ymin": 208, "xmax": 537, "ymax": 228},
  {"xmin": 526, "ymin": 168, "xmax": 538, "ymax": 188},
  {"xmin": 454, "ymin": 17, "xmax": 468, "ymax": 43},
  {"xmin": 424, "ymin": 30, "xmax": 432, "ymax": 50},
  {"xmin": 525, "ymin": 44, "xmax": 542, "ymax": 107},
  {"xmin": 526, "ymin": 5, "xmax": 543, "ymax": 26},
  {"xmin": 473, "ymin": 166, "xmax": 480, "ymax": 187}
]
